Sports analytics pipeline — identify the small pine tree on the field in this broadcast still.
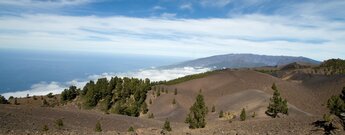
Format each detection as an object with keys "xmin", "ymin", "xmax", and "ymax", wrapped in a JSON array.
[
  {"xmin": 148, "ymin": 113, "xmax": 154, "ymax": 119},
  {"xmin": 128, "ymin": 126, "xmax": 134, "ymax": 132},
  {"xmin": 149, "ymin": 98, "xmax": 152, "ymax": 104},
  {"xmin": 55, "ymin": 119, "xmax": 64, "ymax": 129},
  {"xmin": 172, "ymin": 98, "xmax": 176, "ymax": 105},
  {"xmin": 219, "ymin": 110, "xmax": 224, "ymax": 118},
  {"xmin": 95, "ymin": 121, "xmax": 102, "ymax": 132},
  {"xmin": 157, "ymin": 89, "xmax": 161, "ymax": 97},
  {"xmin": 141, "ymin": 102, "xmax": 148, "ymax": 114},
  {"xmin": 174, "ymin": 88, "xmax": 177, "ymax": 95},
  {"xmin": 42, "ymin": 124, "xmax": 49, "ymax": 131},
  {"xmin": 14, "ymin": 98, "xmax": 19, "ymax": 105},
  {"xmin": 240, "ymin": 108, "xmax": 246, "ymax": 121},
  {"xmin": 0, "ymin": 95, "xmax": 8, "ymax": 104},
  {"xmin": 42, "ymin": 99, "xmax": 49, "ymax": 107},
  {"xmin": 162, "ymin": 119, "xmax": 172, "ymax": 131},
  {"xmin": 265, "ymin": 83, "xmax": 288, "ymax": 118},
  {"xmin": 185, "ymin": 94, "xmax": 208, "ymax": 129},
  {"xmin": 211, "ymin": 105, "xmax": 215, "ymax": 112},
  {"xmin": 252, "ymin": 112, "xmax": 256, "ymax": 118}
]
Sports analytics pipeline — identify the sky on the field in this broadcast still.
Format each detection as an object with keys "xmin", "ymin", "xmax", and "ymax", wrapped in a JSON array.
[{"xmin": 0, "ymin": 0, "xmax": 345, "ymax": 60}]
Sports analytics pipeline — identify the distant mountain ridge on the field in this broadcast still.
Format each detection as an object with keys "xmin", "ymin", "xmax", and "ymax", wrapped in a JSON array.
[{"xmin": 163, "ymin": 54, "xmax": 320, "ymax": 69}]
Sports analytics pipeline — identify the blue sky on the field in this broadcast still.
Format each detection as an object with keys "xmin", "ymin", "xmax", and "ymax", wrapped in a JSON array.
[{"xmin": 0, "ymin": 0, "xmax": 345, "ymax": 60}]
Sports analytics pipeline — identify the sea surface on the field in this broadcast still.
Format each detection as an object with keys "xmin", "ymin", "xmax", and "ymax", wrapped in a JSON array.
[{"xmin": 0, "ymin": 49, "xmax": 186, "ymax": 94}]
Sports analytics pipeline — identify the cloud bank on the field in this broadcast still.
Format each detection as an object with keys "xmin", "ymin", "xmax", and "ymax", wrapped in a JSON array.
[
  {"xmin": 1, "ymin": 67, "xmax": 210, "ymax": 99},
  {"xmin": 0, "ymin": 13, "xmax": 344, "ymax": 60}
]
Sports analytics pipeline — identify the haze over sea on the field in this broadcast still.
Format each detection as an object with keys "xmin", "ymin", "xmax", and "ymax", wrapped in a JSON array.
[{"xmin": 0, "ymin": 49, "xmax": 194, "ymax": 97}]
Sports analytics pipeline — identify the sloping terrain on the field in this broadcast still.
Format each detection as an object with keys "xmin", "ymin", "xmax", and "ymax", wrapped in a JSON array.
[{"xmin": 148, "ymin": 69, "xmax": 345, "ymax": 122}]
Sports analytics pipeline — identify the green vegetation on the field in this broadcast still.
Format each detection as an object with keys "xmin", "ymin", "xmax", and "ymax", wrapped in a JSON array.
[
  {"xmin": 149, "ymin": 98, "xmax": 152, "ymax": 104},
  {"xmin": 319, "ymin": 59, "xmax": 345, "ymax": 74},
  {"xmin": 252, "ymin": 112, "xmax": 256, "ymax": 118},
  {"xmin": 77, "ymin": 77, "xmax": 151, "ymax": 117},
  {"xmin": 172, "ymin": 98, "xmax": 176, "ymax": 105},
  {"xmin": 61, "ymin": 86, "xmax": 79, "ymax": 103},
  {"xmin": 219, "ymin": 110, "xmax": 224, "ymax": 118},
  {"xmin": 42, "ymin": 99, "xmax": 49, "ymax": 107},
  {"xmin": 46, "ymin": 93, "xmax": 54, "ymax": 98},
  {"xmin": 95, "ymin": 121, "xmax": 102, "ymax": 132},
  {"xmin": 128, "ymin": 126, "xmax": 134, "ymax": 132},
  {"xmin": 185, "ymin": 93, "xmax": 208, "ymax": 129},
  {"xmin": 165, "ymin": 69, "xmax": 224, "ymax": 85},
  {"xmin": 148, "ymin": 113, "xmax": 154, "ymax": 119},
  {"xmin": 162, "ymin": 119, "xmax": 172, "ymax": 132},
  {"xmin": 42, "ymin": 124, "xmax": 49, "ymax": 131},
  {"xmin": 211, "ymin": 105, "xmax": 215, "ymax": 113},
  {"xmin": 157, "ymin": 88, "xmax": 161, "ymax": 97},
  {"xmin": 326, "ymin": 87, "xmax": 345, "ymax": 129},
  {"xmin": 55, "ymin": 119, "xmax": 64, "ymax": 129},
  {"xmin": 240, "ymin": 108, "xmax": 246, "ymax": 121},
  {"xmin": 265, "ymin": 83, "xmax": 288, "ymax": 118},
  {"xmin": 0, "ymin": 95, "xmax": 8, "ymax": 104},
  {"xmin": 141, "ymin": 102, "xmax": 148, "ymax": 114},
  {"xmin": 14, "ymin": 98, "xmax": 19, "ymax": 105}
]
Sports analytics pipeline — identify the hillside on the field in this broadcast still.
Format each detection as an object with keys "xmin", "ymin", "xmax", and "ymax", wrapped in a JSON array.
[
  {"xmin": 1, "ymin": 61, "xmax": 345, "ymax": 134},
  {"xmin": 162, "ymin": 53, "xmax": 320, "ymax": 69}
]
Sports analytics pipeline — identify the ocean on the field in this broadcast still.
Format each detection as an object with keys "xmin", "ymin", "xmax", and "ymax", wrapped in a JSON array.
[{"xmin": 0, "ymin": 49, "xmax": 187, "ymax": 94}]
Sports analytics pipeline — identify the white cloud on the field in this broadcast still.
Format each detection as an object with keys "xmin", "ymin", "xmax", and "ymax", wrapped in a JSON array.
[
  {"xmin": 160, "ymin": 12, "xmax": 177, "ymax": 18},
  {"xmin": 180, "ymin": 3, "xmax": 193, "ymax": 11},
  {"xmin": 153, "ymin": 5, "xmax": 165, "ymax": 10},
  {"xmin": 200, "ymin": 0, "xmax": 231, "ymax": 7},
  {"xmin": 0, "ymin": 13, "xmax": 344, "ymax": 60},
  {"xmin": 0, "ymin": 0, "xmax": 93, "ymax": 7},
  {"xmin": 0, "ymin": 67, "xmax": 210, "ymax": 99}
]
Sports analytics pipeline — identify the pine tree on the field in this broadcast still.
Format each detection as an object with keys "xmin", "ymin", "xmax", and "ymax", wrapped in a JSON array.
[
  {"xmin": 141, "ymin": 102, "xmax": 148, "ymax": 114},
  {"xmin": 172, "ymin": 98, "xmax": 176, "ymax": 105},
  {"xmin": 265, "ymin": 83, "xmax": 288, "ymax": 118},
  {"xmin": 211, "ymin": 105, "xmax": 215, "ymax": 112},
  {"xmin": 128, "ymin": 126, "xmax": 134, "ymax": 132},
  {"xmin": 157, "ymin": 89, "xmax": 161, "ymax": 97},
  {"xmin": 162, "ymin": 119, "xmax": 172, "ymax": 131},
  {"xmin": 240, "ymin": 108, "xmax": 246, "ymax": 121},
  {"xmin": 219, "ymin": 110, "xmax": 224, "ymax": 118},
  {"xmin": 149, "ymin": 98, "xmax": 152, "ymax": 104},
  {"xmin": 185, "ymin": 94, "xmax": 208, "ymax": 129},
  {"xmin": 148, "ymin": 113, "xmax": 154, "ymax": 119},
  {"xmin": 95, "ymin": 121, "xmax": 102, "ymax": 132},
  {"xmin": 0, "ymin": 95, "xmax": 8, "ymax": 104}
]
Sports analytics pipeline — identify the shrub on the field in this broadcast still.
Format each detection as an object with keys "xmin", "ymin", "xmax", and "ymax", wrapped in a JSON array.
[
  {"xmin": 128, "ymin": 126, "xmax": 134, "ymax": 132},
  {"xmin": 42, "ymin": 124, "xmax": 49, "ymax": 131},
  {"xmin": 9, "ymin": 96, "xmax": 14, "ymax": 100},
  {"xmin": 148, "ymin": 113, "xmax": 154, "ymax": 119},
  {"xmin": 172, "ymin": 98, "xmax": 176, "ymax": 105},
  {"xmin": 42, "ymin": 99, "xmax": 49, "ymax": 107},
  {"xmin": 0, "ymin": 95, "xmax": 8, "ymax": 104},
  {"xmin": 174, "ymin": 88, "xmax": 177, "ymax": 95},
  {"xmin": 265, "ymin": 83, "xmax": 288, "ymax": 118},
  {"xmin": 149, "ymin": 98, "xmax": 152, "ymax": 104},
  {"xmin": 211, "ymin": 105, "xmax": 215, "ymax": 112},
  {"xmin": 219, "ymin": 110, "xmax": 224, "ymax": 118},
  {"xmin": 141, "ymin": 102, "xmax": 148, "ymax": 114},
  {"xmin": 95, "ymin": 121, "xmax": 102, "ymax": 132},
  {"xmin": 185, "ymin": 94, "xmax": 208, "ymax": 129},
  {"xmin": 14, "ymin": 98, "xmax": 19, "ymax": 105},
  {"xmin": 162, "ymin": 119, "xmax": 172, "ymax": 132},
  {"xmin": 46, "ymin": 93, "xmax": 54, "ymax": 98},
  {"xmin": 55, "ymin": 119, "xmax": 63, "ymax": 129},
  {"xmin": 240, "ymin": 108, "xmax": 246, "ymax": 121},
  {"xmin": 252, "ymin": 112, "xmax": 256, "ymax": 118}
]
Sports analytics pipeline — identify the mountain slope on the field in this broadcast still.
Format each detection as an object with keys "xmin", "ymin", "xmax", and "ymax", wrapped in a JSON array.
[{"xmin": 163, "ymin": 54, "xmax": 320, "ymax": 69}]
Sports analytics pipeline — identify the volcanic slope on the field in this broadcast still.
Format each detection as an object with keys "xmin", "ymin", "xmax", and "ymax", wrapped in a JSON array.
[{"xmin": 147, "ymin": 69, "xmax": 343, "ymax": 123}]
